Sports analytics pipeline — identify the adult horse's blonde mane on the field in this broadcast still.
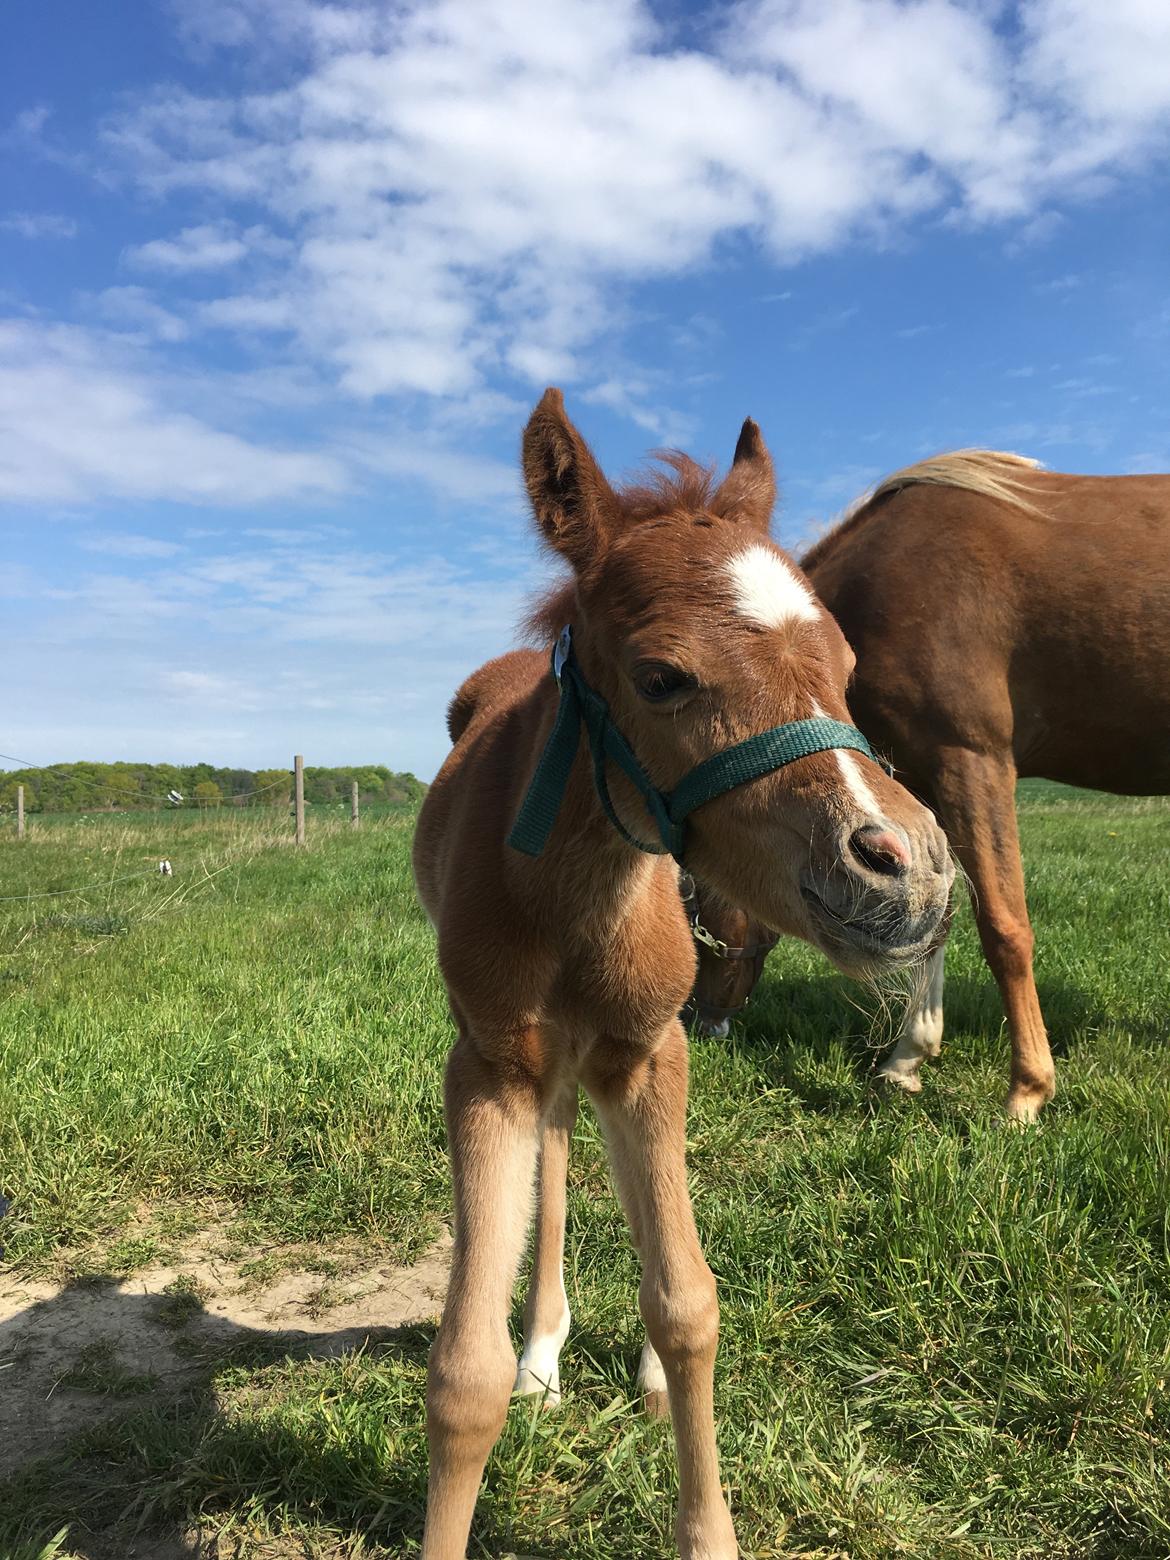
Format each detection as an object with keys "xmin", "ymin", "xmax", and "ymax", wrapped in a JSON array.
[{"xmin": 802, "ymin": 449, "xmax": 1045, "ymax": 571}]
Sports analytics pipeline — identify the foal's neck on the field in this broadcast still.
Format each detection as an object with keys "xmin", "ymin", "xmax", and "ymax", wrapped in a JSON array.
[{"xmin": 522, "ymin": 706, "xmax": 677, "ymax": 936}]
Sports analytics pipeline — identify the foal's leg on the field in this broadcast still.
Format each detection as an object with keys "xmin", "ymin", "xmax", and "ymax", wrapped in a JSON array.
[
  {"xmin": 878, "ymin": 942, "xmax": 946, "ymax": 1092},
  {"xmin": 932, "ymin": 752, "xmax": 1055, "ymax": 1119},
  {"xmin": 423, "ymin": 1036, "xmax": 541, "ymax": 1560},
  {"xmin": 585, "ymin": 1023, "xmax": 737, "ymax": 1560},
  {"xmin": 515, "ymin": 1084, "xmax": 577, "ymax": 1405}
]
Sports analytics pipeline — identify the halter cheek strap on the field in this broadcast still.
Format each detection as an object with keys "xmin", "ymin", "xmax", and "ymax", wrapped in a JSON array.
[{"xmin": 508, "ymin": 626, "xmax": 879, "ymax": 863}]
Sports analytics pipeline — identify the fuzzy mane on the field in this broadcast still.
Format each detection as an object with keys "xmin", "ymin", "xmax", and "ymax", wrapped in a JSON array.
[
  {"xmin": 801, "ymin": 449, "xmax": 1044, "ymax": 573},
  {"xmin": 526, "ymin": 451, "xmax": 719, "ymax": 644}
]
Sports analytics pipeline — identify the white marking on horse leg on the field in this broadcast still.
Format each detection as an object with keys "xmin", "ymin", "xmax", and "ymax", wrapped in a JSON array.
[
  {"xmin": 726, "ymin": 543, "xmax": 820, "ymax": 629},
  {"xmin": 879, "ymin": 944, "xmax": 946, "ymax": 1092},
  {"xmin": 514, "ymin": 1275, "xmax": 570, "ymax": 1405},
  {"xmin": 637, "ymin": 1336, "xmax": 669, "ymax": 1416},
  {"xmin": 695, "ymin": 1016, "xmax": 730, "ymax": 1039}
]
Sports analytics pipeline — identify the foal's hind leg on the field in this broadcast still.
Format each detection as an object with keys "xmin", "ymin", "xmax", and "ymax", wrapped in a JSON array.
[
  {"xmin": 515, "ymin": 1084, "xmax": 577, "ymax": 1405},
  {"xmin": 423, "ymin": 1036, "xmax": 541, "ymax": 1560},
  {"xmin": 517, "ymin": 1081, "xmax": 669, "ymax": 1417},
  {"xmin": 584, "ymin": 1023, "xmax": 737, "ymax": 1559},
  {"xmin": 931, "ymin": 751, "xmax": 1055, "ymax": 1120}
]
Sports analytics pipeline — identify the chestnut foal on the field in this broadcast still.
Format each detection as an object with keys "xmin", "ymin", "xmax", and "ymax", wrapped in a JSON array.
[{"xmin": 412, "ymin": 391, "xmax": 952, "ymax": 1558}]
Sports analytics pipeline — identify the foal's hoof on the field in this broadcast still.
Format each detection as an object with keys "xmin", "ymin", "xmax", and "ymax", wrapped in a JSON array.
[
  {"xmin": 513, "ymin": 1365, "xmax": 562, "ymax": 1409},
  {"xmin": 641, "ymin": 1386, "xmax": 670, "ymax": 1420},
  {"xmin": 1004, "ymin": 1075, "xmax": 1055, "ymax": 1123}
]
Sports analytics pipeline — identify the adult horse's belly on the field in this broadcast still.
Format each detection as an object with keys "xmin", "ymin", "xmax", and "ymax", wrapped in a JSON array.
[{"xmin": 1011, "ymin": 544, "xmax": 1170, "ymax": 795}]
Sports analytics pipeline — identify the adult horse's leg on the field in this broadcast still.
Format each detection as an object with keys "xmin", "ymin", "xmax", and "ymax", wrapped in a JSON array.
[
  {"xmin": 931, "ymin": 751, "xmax": 1055, "ymax": 1119},
  {"xmin": 515, "ymin": 1084, "xmax": 577, "ymax": 1405},
  {"xmin": 422, "ymin": 1035, "xmax": 541, "ymax": 1560},
  {"xmin": 878, "ymin": 941, "xmax": 946, "ymax": 1092},
  {"xmin": 584, "ymin": 1023, "xmax": 737, "ymax": 1560}
]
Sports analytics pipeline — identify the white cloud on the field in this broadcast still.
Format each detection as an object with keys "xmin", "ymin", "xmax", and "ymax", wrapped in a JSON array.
[
  {"xmin": 0, "ymin": 211, "xmax": 77, "ymax": 239},
  {"xmin": 0, "ymin": 319, "xmax": 346, "ymax": 505},
  {"xmin": 94, "ymin": 0, "xmax": 1170, "ymax": 432},
  {"xmin": 1022, "ymin": 0, "xmax": 1170, "ymax": 144}
]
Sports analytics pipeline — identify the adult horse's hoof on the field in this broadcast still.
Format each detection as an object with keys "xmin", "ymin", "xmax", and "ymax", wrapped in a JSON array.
[
  {"xmin": 875, "ymin": 1062, "xmax": 924, "ymax": 1094},
  {"xmin": 695, "ymin": 1017, "xmax": 731, "ymax": 1040}
]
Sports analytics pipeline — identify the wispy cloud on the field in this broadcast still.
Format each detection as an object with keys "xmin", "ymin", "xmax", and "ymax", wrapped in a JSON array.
[
  {"xmin": 77, "ymin": 531, "xmax": 186, "ymax": 559},
  {"xmin": 0, "ymin": 211, "xmax": 77, "ymax": 239},
  {"xmin": 124, "ymin": 222, "xmax": 250, "ymax": 271},
  {"xmin": 0, "ymin": 318, "xmax": 346, "ymax": 505}
]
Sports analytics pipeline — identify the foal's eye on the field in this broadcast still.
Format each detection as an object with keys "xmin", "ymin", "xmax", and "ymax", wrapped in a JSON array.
[{"xmin": 633, "ymin": 662, "xmax": 697, "ymax": 703}]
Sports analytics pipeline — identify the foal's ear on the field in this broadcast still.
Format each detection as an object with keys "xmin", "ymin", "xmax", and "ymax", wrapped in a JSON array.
[
  {"xmin": 523, "ymin": 388, "xmax": 618, "ymax": 568},
  {"xmin": 711, "ymin": 418, "xmax": 776, "ymax": 533}
]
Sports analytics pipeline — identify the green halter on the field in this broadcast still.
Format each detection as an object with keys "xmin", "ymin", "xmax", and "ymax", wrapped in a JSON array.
[{"xmin": 508, "ymin": 626, "xmax": 878, "ymax": 862}]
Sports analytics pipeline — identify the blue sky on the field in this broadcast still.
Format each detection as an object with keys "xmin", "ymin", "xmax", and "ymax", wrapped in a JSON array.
[{"xmin": 2, "ymin": 0, "xmax": 1168, "ymax": 780}]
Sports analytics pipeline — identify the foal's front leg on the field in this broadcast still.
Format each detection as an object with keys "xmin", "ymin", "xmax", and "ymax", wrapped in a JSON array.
[
  {"xmin": 423, "ymin": 1036, "xmax": 541, "ymax": 1560},
  {"xmin": 515, "ymin": 1084, "xmax": 578, "ymax": 1405},
  {"xmin": 585, "ymin": 1022, "xmax": 738, "ymax": 1560}
]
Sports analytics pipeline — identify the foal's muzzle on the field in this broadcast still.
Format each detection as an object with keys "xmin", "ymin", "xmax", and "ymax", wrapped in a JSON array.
[{"xmin": 801, "ymin": 814, "xmax": 952, "ymax": 968}]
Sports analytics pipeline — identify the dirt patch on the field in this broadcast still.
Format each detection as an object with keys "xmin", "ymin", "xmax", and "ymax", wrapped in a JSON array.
[{"xmin": 0, "ymin": 1228, "xmax": 452, "ymax": 1479}]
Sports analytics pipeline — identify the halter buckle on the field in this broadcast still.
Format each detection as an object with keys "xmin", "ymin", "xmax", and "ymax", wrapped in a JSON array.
[{"xmin": 689, "ymin": 914, "xmax": 731, "ymax": 959}]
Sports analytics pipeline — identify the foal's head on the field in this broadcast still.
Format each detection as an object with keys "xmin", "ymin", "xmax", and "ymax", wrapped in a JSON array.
[{"xmin": 524, "ymin": 390, "xmax": 952, "ymax": 974}]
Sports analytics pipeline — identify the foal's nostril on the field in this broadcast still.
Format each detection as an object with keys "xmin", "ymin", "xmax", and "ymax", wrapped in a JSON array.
[{"xmin": 848, "ymin": 822, "xmax": 911, "ymax": 878}]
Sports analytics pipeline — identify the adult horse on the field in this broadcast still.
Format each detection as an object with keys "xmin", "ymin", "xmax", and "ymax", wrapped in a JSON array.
[
  {"xmin": 687, "ymin": 452, "xmax": 1170, "ymax": 1121},
  {"xmin": 808, "ymin": 453, "xmax": 1170, "ymax": 1120},
  {"xmin": 413, "ymin": 391, "xmax": 952, "ymax": 1559}
]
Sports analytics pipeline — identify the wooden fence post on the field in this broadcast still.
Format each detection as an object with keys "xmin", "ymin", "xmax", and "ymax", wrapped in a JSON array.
[
  {"xmin": 294, "ymin": 755, "xmax": 305, "ymax": 846},
  {"xmin": 16, "ymin": 784, "xmax": 24, "ymax": 840},
  {"xmin": 351, "ymin": 780, "xmax": 359, "ymax": 829}
]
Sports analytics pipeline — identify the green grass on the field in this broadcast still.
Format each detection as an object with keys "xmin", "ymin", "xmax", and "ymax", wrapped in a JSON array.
[{"xmin": 1, "ymin": 791, "xmax": 1168, "ymax": 1558}]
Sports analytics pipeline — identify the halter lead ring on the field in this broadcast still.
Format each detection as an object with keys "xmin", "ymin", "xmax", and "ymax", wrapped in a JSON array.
[{"xmin": 508, "ymin": 626, "xmax": 879, "ymax": 863}]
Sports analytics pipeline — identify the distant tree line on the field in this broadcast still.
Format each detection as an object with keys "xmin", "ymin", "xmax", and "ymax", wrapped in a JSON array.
[{"xmin": 0, "ymin": 762, "xmax": 425, "ymax": 814}]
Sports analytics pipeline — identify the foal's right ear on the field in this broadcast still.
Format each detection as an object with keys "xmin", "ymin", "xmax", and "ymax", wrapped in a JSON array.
[{"xmin": 522, "ymin": 389, "xmax": 618, "ymax": 569}]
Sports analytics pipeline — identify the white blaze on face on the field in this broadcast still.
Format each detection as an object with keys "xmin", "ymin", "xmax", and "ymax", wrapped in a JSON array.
[
  {"xmin": 811, "ymin": 699, "xmax": 881, "ymax": 817},
  {"xmin": 726, "ymin": 543, "xmax": 881, "ymax": 817},
  {"xmin": 726, "ymin": 543, "xmax": 820, "ymax": 630}
]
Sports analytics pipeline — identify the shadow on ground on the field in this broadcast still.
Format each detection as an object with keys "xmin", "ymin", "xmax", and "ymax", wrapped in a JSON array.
[
  {"xmin": 0, "ymin": 1240, "xmax": 454, "ymax": 1560},
  {"xmin": 701, "ymin": 963, "xmax": 1168, "ymax": 1113}
]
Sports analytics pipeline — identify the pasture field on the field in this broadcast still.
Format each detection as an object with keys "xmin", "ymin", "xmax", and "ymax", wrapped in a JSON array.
[{"xmin": 1, "ymin": 786, "xmax": 1168, "ymax": 1559}]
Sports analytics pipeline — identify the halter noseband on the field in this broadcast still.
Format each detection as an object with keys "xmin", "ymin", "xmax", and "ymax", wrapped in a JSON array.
[{"xmin": 508, "ymin": 625, "xmax": 878, "ymax": 862}]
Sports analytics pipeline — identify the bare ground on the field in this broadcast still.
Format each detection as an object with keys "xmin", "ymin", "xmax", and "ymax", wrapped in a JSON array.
[{"xmin": 0, "ymin": 1227, "xmax": 453, "ymax": 1481}]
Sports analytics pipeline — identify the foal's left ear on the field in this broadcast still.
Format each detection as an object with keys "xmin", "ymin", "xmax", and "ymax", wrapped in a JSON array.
[{"xmin": 711, "ymin": 418, "xmax": 776, "ymax": 533}]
